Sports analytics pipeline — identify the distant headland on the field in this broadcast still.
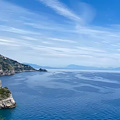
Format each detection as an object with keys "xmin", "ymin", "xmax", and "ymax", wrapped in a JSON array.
[{"xmin": 0, "ymin": 54, "xmax": 47, "ymax": 76}]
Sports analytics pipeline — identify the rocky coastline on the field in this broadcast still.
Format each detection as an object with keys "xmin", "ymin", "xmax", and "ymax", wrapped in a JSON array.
[
  {"xmin": 0, "ymin": 69, "xmax": 47, "ymax": 76},
  {"xmin": 0, "ymin": 94, "xmax": 16, "ymax": 109},
  {"xmin": 0, "ymin": 69, "xmax": 36, "ymax": 76}
]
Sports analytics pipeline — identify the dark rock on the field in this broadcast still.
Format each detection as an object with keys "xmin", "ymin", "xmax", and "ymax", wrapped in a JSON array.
[{"xmin": 39, "ymin": 68, "xmax": 47, "ymax": 72}]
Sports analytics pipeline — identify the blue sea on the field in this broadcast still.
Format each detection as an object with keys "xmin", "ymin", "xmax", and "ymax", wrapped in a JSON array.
[{"xmin": 1, "ymin": 69, "xmax": 120, "ymax": 120}]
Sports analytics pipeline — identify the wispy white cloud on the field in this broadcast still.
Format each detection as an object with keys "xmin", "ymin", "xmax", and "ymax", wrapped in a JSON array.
[
  {"xmin": 48, "ymin": 37, "xmax": 77, "ymax": 43},
  {"xmin": 1, "ymin": 0, "xmax": 120, "ymax": 67},
  {"xmin": 0, "ymin": 25, "xmax": 42, "ymax": 35},
  {"xmin": 39, "ymin": 0, "xmax": 82, "ymax": 22},
  {"xmin": 0, "ymin": 38, "xmax": 20, "ymax": 46}
]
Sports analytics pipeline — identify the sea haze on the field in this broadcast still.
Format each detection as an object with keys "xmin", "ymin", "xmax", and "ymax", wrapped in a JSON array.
[{"xmin": 0, "ymin": 70, "xmax": 120, "ymax": 120}]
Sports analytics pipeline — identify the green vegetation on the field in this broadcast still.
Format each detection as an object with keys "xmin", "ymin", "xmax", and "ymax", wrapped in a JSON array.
[
  {"xmin": 0, "ymin": 117, "xmax": 13, "ymax": 120},
  {"xmin": 0, "ymin": 58, "xmax": 14, "ymax": 71},
  {"xmin": 0, "ymin": 118, "xmax": 4, "ymax": 120},
  {"xmin": 0, "ymin": 87, "xmax": 11, "ymax": 100}
]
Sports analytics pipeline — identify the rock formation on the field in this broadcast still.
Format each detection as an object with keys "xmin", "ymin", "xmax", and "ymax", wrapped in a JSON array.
[
  {"xmin": 0, "ymin": 94, "xmax": 16, "ymax": 109},
  {"xmin": 0, "ymin": 80, "xmax": 16, "ymax": 109}
]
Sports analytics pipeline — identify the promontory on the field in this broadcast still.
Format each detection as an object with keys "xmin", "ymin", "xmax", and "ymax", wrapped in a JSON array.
[{"xmin": 0, "ymin": 54, "xmax": 47, "ymax": 76}]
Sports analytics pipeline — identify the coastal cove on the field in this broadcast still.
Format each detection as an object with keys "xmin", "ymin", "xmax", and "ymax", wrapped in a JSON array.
[
  {"xmin": 0, "ymin": 54, "xmax": 47, "ymax": 110},
  {"xmin": 1, "ymin": 70, "xmax": 120, "ymax": 120}
]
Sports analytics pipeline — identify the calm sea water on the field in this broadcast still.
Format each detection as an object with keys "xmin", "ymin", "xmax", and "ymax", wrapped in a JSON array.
[{"xmin": 0, "ymin": 69, "xmax": 120, "ymax": 120}]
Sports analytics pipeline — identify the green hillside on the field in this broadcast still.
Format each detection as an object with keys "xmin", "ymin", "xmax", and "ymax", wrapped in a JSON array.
[{"xmin": 0, "ymin": 54, "xmax": 36, "ymax": 76}]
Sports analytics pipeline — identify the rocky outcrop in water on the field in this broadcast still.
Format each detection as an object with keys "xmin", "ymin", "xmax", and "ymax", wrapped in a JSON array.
[
  {"xmin": 0, "ymin": 80, "xmax": 16, "ymax": 109},
  {"xmin": 39, "ymin": 68, "xmax": 47, "ymax": 72},
  {"xmin": 0, "ymin": 94, "xmax": 16, "ymax": 109}
]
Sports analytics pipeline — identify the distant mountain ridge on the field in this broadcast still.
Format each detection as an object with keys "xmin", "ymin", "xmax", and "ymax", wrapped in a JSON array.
[
  {"xmin": 0, "ymin": 54, "xmax": 47, "ymax": 76},
  {"xmin": 24, "ymin": 63, "xmax": 120, "ymax": 71},
  {"xmin": 23, "ymin": 63, "xmax": 58, "ymax": 69},
  {"xmin": 66, "ymin": 64, "xmax": 105, "ymax": 70},
  {"xmin": 66, "ymin": 64, "xmax": 120, "ymax": 70}
]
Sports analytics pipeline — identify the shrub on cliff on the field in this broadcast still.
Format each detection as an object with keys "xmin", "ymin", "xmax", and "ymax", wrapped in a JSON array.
[{"xmin": 0, "ymin": 87, "xmax": 11, "ymax": 100}]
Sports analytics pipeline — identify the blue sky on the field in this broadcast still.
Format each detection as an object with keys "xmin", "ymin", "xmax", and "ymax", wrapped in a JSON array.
[{"xmin": 0, "ymin": 0, "xmax": 120, "ymax": 67}]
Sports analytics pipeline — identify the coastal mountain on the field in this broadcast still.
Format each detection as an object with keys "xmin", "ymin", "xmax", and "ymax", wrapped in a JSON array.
[{"xmin": 0, "ymin": 54, "xmax": 47, "ymax": 76}]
